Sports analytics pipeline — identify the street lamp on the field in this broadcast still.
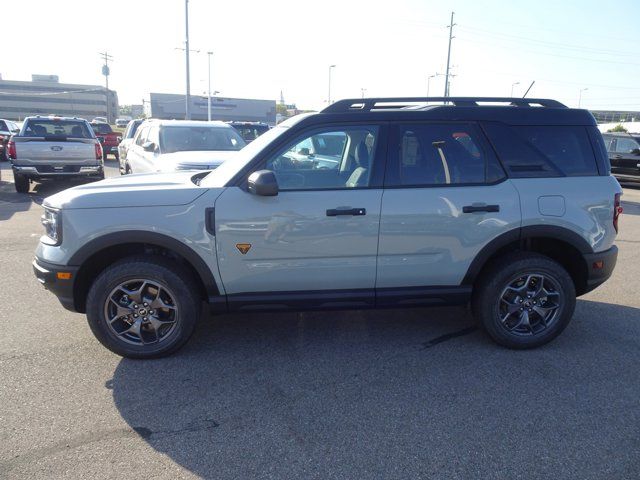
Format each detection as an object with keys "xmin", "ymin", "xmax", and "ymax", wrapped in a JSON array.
[
  {"xmin": 510, "ymin": 82, "xmax": 520, "ymax": 97},
  {"xmin": 578, "ymin": 87, "xmax": 589, "ymax": 108},
  {"xmin": 206, "ymin": 51, "xmax": 213, "ymax": 121},
  {"xmin": 361, "ymin": 88, "xmax": 367, "ymax": 99},
  {"xmin": 328, "ymin": 65, "xmax": 336, "ymax": 104},
  {"xmin": 427, "ymin": 73, "xmax": 441, "ymax": 98}
]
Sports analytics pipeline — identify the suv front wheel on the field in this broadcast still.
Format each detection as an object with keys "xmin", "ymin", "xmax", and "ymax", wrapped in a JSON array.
[
  {"xmin": 472, "ymin": 252, "xmax": 576, "ymax": 349},
  {"xmin": 86, "ymin": 256, "xmax": 200, "ymax": 358}
]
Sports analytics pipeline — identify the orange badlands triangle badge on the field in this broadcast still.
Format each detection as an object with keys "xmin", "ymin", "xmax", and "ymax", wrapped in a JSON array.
[{"xmin": 236, "ymin": 243, "xmax": 252, "ymax": 255}]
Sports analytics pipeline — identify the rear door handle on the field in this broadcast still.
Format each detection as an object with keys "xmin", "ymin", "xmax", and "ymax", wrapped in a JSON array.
[
  {"xmin": 462, "ymin": 204, "xmax": 500, "ymax": 213},
  {"xmin": 326, "ymin": 208, "xmax": 367, "ymax": 216}
]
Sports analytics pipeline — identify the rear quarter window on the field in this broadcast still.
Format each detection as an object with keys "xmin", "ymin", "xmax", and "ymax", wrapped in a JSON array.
[{"xmin": 483, "ymin": 123, "xmax": 599, "ymax": 177}]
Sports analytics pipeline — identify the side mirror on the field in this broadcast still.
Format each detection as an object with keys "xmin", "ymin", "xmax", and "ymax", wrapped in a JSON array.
[
  {"xmin": 97, "ymin": 136, "xmax": 105, "ymax": 144},
  {"xmin": 142, "ymin": 141, "xmax": 157, "ymax": 152},
  {"xmin": 298, "ymin": 147, "xmax": 310, "ymax": 156},
  {"xmin": 632, "ymin": 148, "xmax": 640, "ymax": 155},
  {"xmin": 12, "ymin": 129, "xmax": 19, "ymax": 134},
  {"xmin": 248, "ymin": 170, "xmax": 278, "ymax": 196}
]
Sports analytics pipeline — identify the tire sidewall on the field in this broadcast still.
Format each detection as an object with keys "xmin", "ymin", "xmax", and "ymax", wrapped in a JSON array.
[
  {"xmin": 477, "ymin": 256, "xmax": 576, "ymax": 349},
  {"xmin": 86, "ymin": 258, "xmax": 199, "ymax": 358}
]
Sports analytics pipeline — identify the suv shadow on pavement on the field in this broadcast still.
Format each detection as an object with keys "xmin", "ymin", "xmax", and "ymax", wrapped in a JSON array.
[{"xmin": 109, "ymin": 299, "xmax": 640, "ymax": 479}]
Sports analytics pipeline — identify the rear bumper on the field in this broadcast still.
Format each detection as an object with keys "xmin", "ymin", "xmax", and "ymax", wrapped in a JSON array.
[
  {"xmin": 582, "ymin": 245, "xmax": 618, "ymax": 294},
  {"xmin": 13, "ymin": 164, "xmax": 103, "ymax": 178},
  {"xmin": 32, "ymin": 258, "xmax": 79, "ymax": 312}
]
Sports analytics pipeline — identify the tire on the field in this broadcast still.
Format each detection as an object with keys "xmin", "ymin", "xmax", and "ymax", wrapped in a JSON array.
[
  {"xmin": 0, "ymin": 149, "xmax": 6, "ymax": 162},
  {"xmin": 125, "ymin": 164, "xmax": 132, "ymax": 175},
  {"xmin": 86, "ymin": 255, "xmax": 201, "ymax": 358},
  {"xmin": 472, "ymin": 252, "xmax": 576, "ymax": 349},
  {"xmin": 14, "ymin": 174, "xmax": 29, "ymax": 193}
]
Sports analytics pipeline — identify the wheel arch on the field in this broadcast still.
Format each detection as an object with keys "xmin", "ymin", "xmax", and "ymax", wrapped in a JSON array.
[
  {"xmin": 69, "ymin": 231, "xmax": 221, "ymax": 313},
  {"xmin": 463, "ymin": 226, "xmax": 593, "ymax": 296}
]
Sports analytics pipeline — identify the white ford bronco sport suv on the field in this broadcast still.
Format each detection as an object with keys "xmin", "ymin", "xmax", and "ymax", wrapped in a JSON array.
[{"xmin": 32, "ymin": 97, "xmax": 622, "ymax": 358}]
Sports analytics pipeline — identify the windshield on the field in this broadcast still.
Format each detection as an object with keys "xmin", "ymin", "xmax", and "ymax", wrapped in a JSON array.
[
  {"xmin": 232, "ymin": 125, "xmax": 270, "ymax": 142},
  {"xmin": 23, "ymin": 119, "xmax": 93, "ymax": 139},
  {"xmin": 160, "ymin": 126, "xmax": 246, "ymax": 153}
]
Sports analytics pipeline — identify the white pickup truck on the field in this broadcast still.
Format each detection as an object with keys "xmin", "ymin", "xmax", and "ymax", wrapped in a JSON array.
[{"xmin": 8, "ymin": 116, "xmax": 104, "ymax": 193}]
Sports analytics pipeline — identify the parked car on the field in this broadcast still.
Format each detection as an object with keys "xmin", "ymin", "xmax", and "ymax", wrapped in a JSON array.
[
  {"xmin": 0, "ymin": 119, "xmax": 20, "ymax": 161},
  {"xmin": 115, "ymin": 118, "xmax": 131, "ymax": 128},
  {"xmin": 226, "ymin": 121, "xmax": 270, "ymax": 143},
  {"xmin": 601, "ymin": 132, "xmax": 640, "ymax": 182},
  {"xmin": 32, "ymin": 97, "xmax": 621, "ymax": 358},
  {"xmin": 9, "ymin": 116, "xmax": 103, "ymax": 193},
  {"xmin": 90, "ymin": 122, "xmax": 121, "ymax": 161},
  {"xmin": 122, "ymin": 120, "xmax": 245, "ymax": 174},
  {"xmin": 117, "ymin": 119, "xmax": 144, "ymax": 171}
]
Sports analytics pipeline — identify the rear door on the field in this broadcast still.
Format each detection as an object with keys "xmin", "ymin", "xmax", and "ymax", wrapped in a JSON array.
[
  {"xmin": 376, "ymin": 122, "xmax": 521, "ymax": 298},
  {"xmin": 126, "ymin": 125, "xmax": 150, "ymax": 173},
  {"xmin": 214, "ymin": 124, "xmax": 387, "ymax": 308},
  {"xmin": 610, "ymin": 136, "xmax": 640, "ymax": 174}
]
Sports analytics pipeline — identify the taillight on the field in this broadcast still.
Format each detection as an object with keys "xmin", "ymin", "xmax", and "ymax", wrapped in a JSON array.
[
  {"xmin": 613, "ymin": 193, "xmax": 623, "ymax": 233},
  {"xmin": 8, "ymin": 140, "xmax": 16, "ymax": 159},
  {"xmin": 95, "ymin": 141, "xmax": 103, "ymax": 160}
]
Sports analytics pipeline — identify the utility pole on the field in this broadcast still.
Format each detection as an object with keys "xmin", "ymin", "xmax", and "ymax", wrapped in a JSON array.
[
  {"xmin": 184, "ymin": 0, "xmax": 191, "ymax": 119},
  {"xmin": 444, "ymin": 12, "xmax": 455, "ymax": 98},
  {"xmin": 206, "ymin": 51, "xmax": 213, "ymax": 121},
  {"xmin": 99, "ymin": 51, "xmax": 113, "ymax": 122}
]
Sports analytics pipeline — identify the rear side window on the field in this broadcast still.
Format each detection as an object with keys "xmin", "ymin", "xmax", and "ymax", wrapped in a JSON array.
[
  {"xmin": 23, "ymin": 119, "xmax": 93, "ymax": 139},
  {"xmin": 483, "ymin": 123, "xmax": 598, "ymax": 177},
  {"xmin": 386, "ymin": 123, "xmax": 505, "ymax": 187}
]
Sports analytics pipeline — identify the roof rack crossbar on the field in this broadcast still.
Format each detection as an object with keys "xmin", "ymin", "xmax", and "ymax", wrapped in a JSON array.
[{"xmin": 322, "ymin": 97, "xmax": 567, "ymax": 113}]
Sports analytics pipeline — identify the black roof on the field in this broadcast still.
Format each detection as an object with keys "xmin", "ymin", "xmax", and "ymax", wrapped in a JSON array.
[{"xmin": 310, "ymin": 97, "xmax": 596, "ymax": 126}]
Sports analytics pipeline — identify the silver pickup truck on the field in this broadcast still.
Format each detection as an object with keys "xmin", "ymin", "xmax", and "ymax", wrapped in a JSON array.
[{"xmin": 9, "ymin": 116, "xmax": 104, "ymax": 193}]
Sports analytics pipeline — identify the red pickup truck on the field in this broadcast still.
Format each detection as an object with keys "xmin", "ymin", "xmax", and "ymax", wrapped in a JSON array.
[{"xmin": 90, "ymin": 122, "xmax": 121, "ymax": 161}]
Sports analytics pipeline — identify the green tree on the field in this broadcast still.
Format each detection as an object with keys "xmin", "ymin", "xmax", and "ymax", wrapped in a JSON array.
[{"xmin": 608, "ymin": 124, "xmax": 628, "ymax": 132}]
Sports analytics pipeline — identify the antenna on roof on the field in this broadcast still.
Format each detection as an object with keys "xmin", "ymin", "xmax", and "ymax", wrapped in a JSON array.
[{"xmin": 522, "ymin": 81, "xmax": 535, "ymax": 98}]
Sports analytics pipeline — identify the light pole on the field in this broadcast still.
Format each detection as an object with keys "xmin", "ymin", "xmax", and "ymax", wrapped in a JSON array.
[
  {"xmin": 361, "ymin": 88, "xmax": 367, "ymax": 99},
  {"xmin": 328, "ymin": 65, "xmax": 336, "ymax": 104},
  {"xmin": 578, "ymin": 87, "xmax": 589, "ymax": 108},
  {"xmin": 427, "ymin": 73, "xmax": 441, "ymax": 98},
  {"xmin": 206, "ymin": 51, "xmax": 213, "ymax": 121},
  {"xmin": 510, "ymin": 81, "xmax": 520, "ymax": 97},
  {"xmin": 184, "ymin": 0, "xmax": 191, "ymax": 119}
]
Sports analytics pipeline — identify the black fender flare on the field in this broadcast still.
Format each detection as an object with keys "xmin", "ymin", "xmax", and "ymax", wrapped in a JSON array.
[
  {"xmin": 68, "ymin": 230, "xmax": 220, "ymax": 298},
  {"xmin": 462, "ymin": 225, "xmax": 593, "ymax": 285}
]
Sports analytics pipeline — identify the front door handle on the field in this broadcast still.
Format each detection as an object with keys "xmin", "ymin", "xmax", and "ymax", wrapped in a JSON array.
[
  {"xmin": 326, "ymin": 208, "xmax": 367, "ymax": 217},
  {"xmin": 462, "ymin": 204, "xmax": 500, "ymax": 213}
]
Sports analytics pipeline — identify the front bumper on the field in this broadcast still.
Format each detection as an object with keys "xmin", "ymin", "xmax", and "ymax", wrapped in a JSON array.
[
  {"xmin": 33, "ymin": 258, "xmax": 79, "ymax": 312},
  {"xmin": 582, "ymin": 245, "xmax": 618, "ymax": 294}
]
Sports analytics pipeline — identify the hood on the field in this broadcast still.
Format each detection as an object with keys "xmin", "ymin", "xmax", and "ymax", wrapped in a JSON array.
[
  {"xmin": 43, "ymin": 171, "xmax": 210, "ymax": 210},
  {"xmin": 157, "ymin": 150, "xmax": 239, "ymax": 171}
]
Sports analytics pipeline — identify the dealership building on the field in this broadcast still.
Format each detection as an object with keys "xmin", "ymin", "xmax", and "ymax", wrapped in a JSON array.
[
  {"xmin": 148, "ymin": 93, "xmax": 276, "ymax": 124},
  {"xmin": 0, "ymin": 75, "xmax": 118, "ymax": 122}
]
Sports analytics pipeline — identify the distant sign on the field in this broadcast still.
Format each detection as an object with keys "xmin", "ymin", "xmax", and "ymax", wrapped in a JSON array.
[{"xmin": 102, "ymin": 65, "xmax": 110, "ymax": 76}]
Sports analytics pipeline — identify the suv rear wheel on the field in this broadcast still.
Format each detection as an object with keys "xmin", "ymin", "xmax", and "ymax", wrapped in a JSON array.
[
  {"xmin": 86, "ymin": 256, "xmax": 200, "ymax": 358},
  {"xmin": 472, "ymin": 252, "xmax": 576, "ymax": 349}
]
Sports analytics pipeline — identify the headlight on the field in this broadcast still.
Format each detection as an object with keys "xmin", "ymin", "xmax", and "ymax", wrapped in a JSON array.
[{"xmin": 41, "ymin": 208, "xmax": 61, "ymax": 245}]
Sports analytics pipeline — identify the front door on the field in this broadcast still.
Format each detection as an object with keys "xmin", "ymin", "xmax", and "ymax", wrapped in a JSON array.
[
  {"xmin": 376, "ymin": 122, "xmax": 521, "ymax": 297},
  {"xmin": 214, "ymin": 124, "xmax": 386, "ymax": 309}
]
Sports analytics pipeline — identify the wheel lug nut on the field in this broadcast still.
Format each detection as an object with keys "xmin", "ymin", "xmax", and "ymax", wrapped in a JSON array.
[
  {"xmin": 143, "ymin": 302, "xmax": 148, "ymax": 307},
  {"xmin": 133, "ymin": 314, "xmax": 138, "ymax": 318},
  {"xmin": 528, "ymin": 308, "xmax": 532, "ymax": 312}
]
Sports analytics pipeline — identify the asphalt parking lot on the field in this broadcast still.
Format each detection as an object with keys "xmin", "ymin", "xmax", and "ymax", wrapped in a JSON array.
[{"xmin": 1, "ymin": 161, "xmax": 639, "ymax": 479}]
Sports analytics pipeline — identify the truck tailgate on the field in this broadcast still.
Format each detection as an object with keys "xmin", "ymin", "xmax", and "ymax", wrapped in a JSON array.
[{"xmin": 14, "ymin": 137, "xmax": 96, "ymax": 164}]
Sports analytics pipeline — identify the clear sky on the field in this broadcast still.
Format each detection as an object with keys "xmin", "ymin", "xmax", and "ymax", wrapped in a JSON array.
[{"xmin": 3, "ymin": 0, "xmax": 639, "ymax": 111}]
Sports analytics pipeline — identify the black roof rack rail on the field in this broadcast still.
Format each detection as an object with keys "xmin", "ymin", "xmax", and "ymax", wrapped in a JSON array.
[{"xmin": 322, "ymin": 97, "xmax": 567, "ymax": 113}]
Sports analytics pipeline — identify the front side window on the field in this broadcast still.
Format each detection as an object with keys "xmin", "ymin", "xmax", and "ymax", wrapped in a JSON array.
[
  {"xmin": 388, "ymin": 123, "xmax": 496, "ymax": 186},
  {"xmin": 135, "ymin": 126, "xmax": 149, "ymax": 146},
  {"xmin": 263, "ymin": 126, "xmax": 378, "ymax": 190}
]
